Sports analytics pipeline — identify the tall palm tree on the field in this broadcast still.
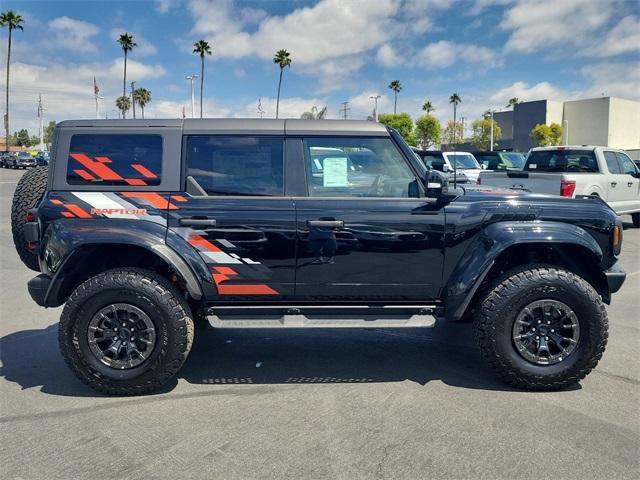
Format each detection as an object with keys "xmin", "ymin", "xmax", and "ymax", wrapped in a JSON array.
[
  {"xmin": 133, "ymin": 88, "xmax": 151, "ymax": 118},
  {"xmin": 449, "ymin": 93, "xmax": 462, "ymax": 146},
  {"xmin": 422, "ymin": 100, "xmax": 434, "ymax": 114},
  {"xmin": 388, "ymin": 80, "xmax": 402, "ymax": 114},
  {"xmin": 116, "ymin": 95, "xmax": 131, "ymax": 119},
  {"xmin": 117, "ymin": 32, "xmax": 136, "ymax": 117},
  {"xmin": 505, "ymin": 97, "xmax": 520, "ymax": 109},
  {"xmin": 1, "ymin": 10, "xmax": 24, "ymax": 151},
  {"xmin": 193, "ymin": 40, "xmax": 212, "ymax": 118},
  {"xmin": 273, "ymin": 49, "xmax": 292, "ymax": 119},
  {"xmin": 300, "ymin": 106, "xmax": 328, "ymax": 119}
]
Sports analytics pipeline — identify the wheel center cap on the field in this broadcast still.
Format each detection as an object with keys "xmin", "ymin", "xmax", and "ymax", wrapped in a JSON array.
[
  {"xmin": 119, "ymin": 329, "xmax": 130, "ymax": 340},
  {"xmin": 538, "ymin": 325, "xmax": 550, "ymax": 335}
]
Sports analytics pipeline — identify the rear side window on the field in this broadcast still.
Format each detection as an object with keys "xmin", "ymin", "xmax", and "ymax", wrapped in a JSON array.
[
  {"xmin": 604, "ymin": 152, "xmax": 622, "ymax": 174},
  {"xmin": 67, "ymin": 134, "xmax": 162, "ymax": 185},
  {"xmin": 185, "ymin": 136, "xmax": 284, "ymax": 196},
  {"xmin": 525, "ymin": 150, "xmax": 599, "ymax": 173}
]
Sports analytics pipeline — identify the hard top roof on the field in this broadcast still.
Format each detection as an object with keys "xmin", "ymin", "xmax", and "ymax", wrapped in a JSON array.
[{"xmin": 56, "ymin": 118, "xmax": 390, "ymax": 136}]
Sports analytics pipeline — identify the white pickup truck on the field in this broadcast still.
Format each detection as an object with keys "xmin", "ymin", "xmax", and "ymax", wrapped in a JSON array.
[{"xmin": 478, "ymin": 146, "xmax": 640, "ymax": 226}]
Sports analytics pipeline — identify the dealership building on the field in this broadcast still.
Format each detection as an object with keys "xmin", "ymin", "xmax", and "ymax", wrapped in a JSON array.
[{"xmin": 493, "ymin": 96, "xmax": 640, "ymax": 157}]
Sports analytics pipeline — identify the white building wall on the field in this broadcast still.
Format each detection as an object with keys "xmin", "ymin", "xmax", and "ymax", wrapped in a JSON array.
[
  {"xmin": 563, "ymin": 97, "xmax": 610, "ymax": 146},
  {"xmin": 545, "ymin": 100, "xmax": 564, "ymax": 126},
  {"xmin": 607, "ymin": 97, "xmax": 640, "ymax": 150}
]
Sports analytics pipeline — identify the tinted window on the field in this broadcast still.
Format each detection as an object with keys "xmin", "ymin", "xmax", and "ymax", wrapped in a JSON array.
[
  {"xmin": 186, "ymin": 136, "xmax": 283, "ymax": 196},
  {"xmin": 418, "ymin": 152, "xmax": 445, "ymax": 171},
  {"xmin": 525, "ymin": 150, "xmax": 599, "ymax": 173},
  {"xmin": 616, "ymin": 152, "xmax": 638, "ymax": 175},
  {"xmin": 604, "ymin": 152, "xmax": 622, "ymax": 174},
  {"xmin": 474, "ymin": 153, "xmax": 501, "ymax": 170},
  {"xmin": 67, "ymin": 134, "xmax": 162, "ymax": 185},
  {"xmin": 444, "ymin": 153, "xmax": 480, "ymax": 169},
  {"xmin": 304, "ymin": 137, "xmax": 416, "ymax": 198}
]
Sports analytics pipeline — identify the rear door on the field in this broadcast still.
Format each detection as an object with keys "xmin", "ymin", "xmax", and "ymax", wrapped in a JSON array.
[
  {"xmin": 603, "ymin": 151, "xmax": 625, "ymax": 209},
  {"xmin": 292, "ymin": 135, "xmax": 445, "ymax": 301},
  {"xmin": 168, "ymin": 134, "xmax": 297, "ymax": 301},
  {"xmin": 615, "ymin": 151, "xmax": 640, "ymax": 213}
]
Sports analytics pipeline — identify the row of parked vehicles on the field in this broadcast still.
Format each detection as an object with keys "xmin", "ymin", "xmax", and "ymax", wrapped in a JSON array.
[
  {"xmin": 411, "ymin": 146, "xmax": 640, "ymax": 226},
  {"xmin": 0, "ymin": 150, "xmax": 49, "ymax": 169}
]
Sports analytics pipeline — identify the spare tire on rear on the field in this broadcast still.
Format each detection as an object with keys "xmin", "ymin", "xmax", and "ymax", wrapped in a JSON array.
[{"xmin": 11, "ymin": 166, "xmax": 48, "ymax": 271}]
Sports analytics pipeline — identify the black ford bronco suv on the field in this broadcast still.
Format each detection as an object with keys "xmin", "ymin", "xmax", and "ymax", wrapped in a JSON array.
[{"xmin": 11, "ymin": 119, "xmax": 626, "ymax": 395}]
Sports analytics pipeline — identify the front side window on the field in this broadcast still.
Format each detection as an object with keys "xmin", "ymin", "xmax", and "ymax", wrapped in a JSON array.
[
  {"xmin": 616, "ymin": 152, "xmax": 638, "ymax": 175},
  {"xmin": 604, "ymin": 151, "xmax": 622, "ymax": 174},
  {"xmin": 303, "ymin": 137, "xmax": 417, "ymax": 198},
  {"xmin": 67, "ymin": 134, "xmax": 162, "ymax": 185},
  {"xmin": 185, "ymin": 136, "xmax": 284, "ymax": 196}
]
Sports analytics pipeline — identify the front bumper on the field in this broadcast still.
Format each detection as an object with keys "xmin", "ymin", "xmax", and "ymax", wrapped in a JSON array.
[
  {"xmin": 28, "ymin": 274, "xmax": 51, "ymax": 307},
  {"xmin": 604, "ymin": 262, "xmax": 626, "ymax": 294}
]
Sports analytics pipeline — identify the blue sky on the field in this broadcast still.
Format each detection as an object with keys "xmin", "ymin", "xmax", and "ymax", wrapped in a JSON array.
[{"xmin": 1, "ymin": 0, "xmax": 639, "ymax": 134}]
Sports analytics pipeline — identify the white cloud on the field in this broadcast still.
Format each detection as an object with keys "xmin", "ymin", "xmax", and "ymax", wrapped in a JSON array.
[
  {"xmin": 417, "ymin": 40, "xmax": 500, "ymax": 69},
  {"xmin": 110, "ymin": 29, "xmax": 158, "ymax": 56},
  {"xmin": 146, "ymin": 98, "xmax": 231, "ymax": 119},
  {"xmin": 581, "ymin": 62, "xmax": 640, "ymax": 100},
  {"xmin": 501, "ymin": 0, "xmax": 614, "ymax": 53},
  {"xmin": 298, "ymin": 55, "xmax": 366, "ymax": 93},
  {"xmin": 235, "ymin": 96, "xmax": 329, "ymax": 119},
  {"xmin": 376, "ymin": 44, "xmax": 403, "ymax": 68},
  {"xmin": 489, "ymin": 81, "xmax": 566, "ymax": 104},
  {"xmin": 48, "ymin": 16, "xmax": 100, "ymax": 54},
  {"xmin": 346, "ymin": 91, "xmax": 391, "ymax": 118},
  {"xmin": 155, "ymin": 0, "xmax": 181, "ymax": 13},
  {"xmin": 591, "ymin": 15, "xmax": 640, "ymax": 57}
]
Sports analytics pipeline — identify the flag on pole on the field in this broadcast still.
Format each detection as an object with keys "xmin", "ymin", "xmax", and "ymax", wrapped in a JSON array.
[{"xmin": 94, "ymin": 76, "xmax": 100, "ymax": 95}]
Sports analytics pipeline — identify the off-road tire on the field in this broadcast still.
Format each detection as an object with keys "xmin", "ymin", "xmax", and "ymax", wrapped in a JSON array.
[
  {"xmin": 11, "ymin": 166, "xmax": 49, "ymax": 271},
  {"xmin": 59, "ymin": 268, "xmax": 194, "ymax": 396},
  {"xmin": 632, "ymin": 213, "xmax": 640, "ymax": 228},
  {"xmin": 474, "ymin": 265, "xmax": 608, "ymax": 391}
]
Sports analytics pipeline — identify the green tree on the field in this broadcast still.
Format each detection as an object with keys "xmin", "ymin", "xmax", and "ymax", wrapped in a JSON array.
[
  {"xmin": 29, "ymin": 135, "xmax": 40, "ymax": 146},
  {"xmin": 471, "ymin": 117, "xmax": 502, "ymax": 150},
  {"xmin": 117, "ymin": 32, "xmax": 136, "ymax": 115},
  {"xmin": 16, "ymin": 128, "xmax": 29, "ymax": 147},
  {"xmin": 193, "ymin": 39, "xmax": 212, "ymax": 118},
  {"xmin": 133, "ymin": 87, "xmax": 151, "ymax": 118},
  {"xmin": 378, "ymin": 113, "xmax": 415, "ymax": 145},
  {"xmin": 388, "ymin": 80, "xmax": 402, "ymax": 114},
  {"xmin": 531, "ymin": 123, "xmax": 563, "ymax": 147},
  {"xmin": 422, "ymin": 100, "xmax": 434, "ymax": 114},
  {"xmin": 273, "ymin": 49, "xmax": 292, "ymax": 119},
  {"xmin": 442, "ymin": 120, "xmax": 464, "ymax": 147},
  {"xmin": 44, "ymin": 120, "xmax": 56, "ymax": 144},
  {"xmin": 1, "ymin": 10, "xmax": 24, "ymax": 151},
  {"xmin": 116, "ymin": 95, "xmax": 131, "ymax": 119},
  {"xmin": 300, "ymin": 106, "xmax": 328, "ymax": 119},
  {"xmin": 414, "ymin": 114, "xmax": 441, "ymax": 149},
  {"xmin": 449, "ymin": 93, "xmax": 462, "ymax": 145},
  {"xmin": 505, "ymin": 97, "xmax": 520, "ymax": 109}
]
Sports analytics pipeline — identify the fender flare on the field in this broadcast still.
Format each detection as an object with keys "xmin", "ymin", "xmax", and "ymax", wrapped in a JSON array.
[{"xmin": 443, "ymin": 221, "xmax": 603, "ymax": 321}]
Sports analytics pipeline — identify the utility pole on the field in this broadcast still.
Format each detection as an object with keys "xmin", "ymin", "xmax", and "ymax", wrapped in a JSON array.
[
  {"xmin": 339, "ymin": 101, "xmax": 351, "ymax": 120},
  {"xmin": 257, "ymin": 98, "xmax": 264, "ymax": 119},
  {"xmin": 490, "ymin": 109, "xmax": 494, "ymax": 151},
  {"xmin": 130, "ymin": 81, "xmax": 137, "ymax": 119},
  {"xmin": 369, "ymin": 95, "xmax": 381, "ymax": 122},
  {"xmin": 37, "ymin": 95, "xmax": 45, "ymax": 150},
  {"xmin": 461, "ymin": 116, "xmax": 466, "ymax": 141},
  {"xmin": 185, "ymin": 75, "xmax": 198, "ymax": 118}
]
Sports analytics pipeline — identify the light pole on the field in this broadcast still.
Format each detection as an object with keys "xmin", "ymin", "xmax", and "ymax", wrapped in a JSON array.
[
  {"xmin": 563, "ymin": 119, "xmax": 569, "ymax": 145},
  {"xmin": 185, "ymin": 75, "xmax": 198, "ymax": 118},
  {"xmin": 130, "ymin": 81, "xmax": 137, "ymax": 119},
  {"xmin": 369, "ymin": 95, "xmax": 381, "ymax": 122},
  {"xmin": 485, "ymin": 109, "xmax": 496, "ymax": 151}
]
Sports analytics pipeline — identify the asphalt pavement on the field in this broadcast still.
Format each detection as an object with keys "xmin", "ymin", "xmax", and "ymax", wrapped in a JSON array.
[{"xmin": 1, "ymin": 167, "xmax": 638, "ymax": 480}]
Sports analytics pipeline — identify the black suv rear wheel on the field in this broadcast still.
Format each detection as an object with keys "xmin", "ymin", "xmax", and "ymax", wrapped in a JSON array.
[
  {"xmin": 59, "ymin": 268, "xmax": 194, "ymax": 395},
  {"xmin": 475, "ymin": 265, "xmax": 608, "ymax": 390}
]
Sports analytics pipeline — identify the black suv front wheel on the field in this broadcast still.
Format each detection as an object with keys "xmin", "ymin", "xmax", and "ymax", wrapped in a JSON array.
[
  {"xmin": 475, "ymin": 265, "xmax": 608, "ymax": 390},
  {"xmin": 59, "ymin": 268, "xmax": 194, "ymax": 395}
]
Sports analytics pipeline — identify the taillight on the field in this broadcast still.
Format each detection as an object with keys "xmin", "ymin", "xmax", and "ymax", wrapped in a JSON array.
[
  {"xmin": 560, "ymin": 179, "xmax": 576, "ymax": 197},
  {"xmin": 612, "ymin": 225, "xmax": 620, "ymax": 247},
  {"xmin": 26, "ymin": 212, "xmax": 35, "ymax": 222},
  {"xmin": 27, "ymin": 241, "xmax": 38, "ymax": 251}
]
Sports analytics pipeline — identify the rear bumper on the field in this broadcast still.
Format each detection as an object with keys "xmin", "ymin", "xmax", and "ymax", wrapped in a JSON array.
[
  {"xmin": 28, "ymin": 274, "xmax": 51, "ymax": 307},
  {"xmin": 604, "ymin": 262, "xmax": 626, "ymax": 294}
]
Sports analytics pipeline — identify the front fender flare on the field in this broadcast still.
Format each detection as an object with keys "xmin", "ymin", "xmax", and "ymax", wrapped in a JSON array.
[{"xmin": 443, "ymin": 221, "xmax": 603, "ymax": 321}]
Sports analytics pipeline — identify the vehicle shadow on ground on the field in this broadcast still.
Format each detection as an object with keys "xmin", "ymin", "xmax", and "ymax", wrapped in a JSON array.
[{"xmin": 0, "ymin": 320, "xmax": 539, "ymax": 397}]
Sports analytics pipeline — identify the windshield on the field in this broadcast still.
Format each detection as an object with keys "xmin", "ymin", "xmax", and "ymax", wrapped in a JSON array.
[
  {"xmin": 17, "ymin": 152, "xmax": 32, "ymax": 158},
  {"xmin": 444, "ymin": 153, "xmax": 480, "ymax": 169},
  {"xmin": 525, "ymin": 150, "xmax": 598, "ymax": 173}
]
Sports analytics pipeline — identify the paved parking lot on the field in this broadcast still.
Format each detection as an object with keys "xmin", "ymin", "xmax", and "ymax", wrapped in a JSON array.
[{"xmin": 1, "ymin": 167, "xmax": 638, "ymax": 479}]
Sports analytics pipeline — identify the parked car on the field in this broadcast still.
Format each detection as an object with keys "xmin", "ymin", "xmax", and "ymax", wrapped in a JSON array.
[
  {"xmin": 0, "ymin": 151, "xmax": 10, "ymax": 168},
  {"xmin": 411, "ymin": 148, "xmax": 469, "ymax": 184},
  {"xmin": 12, "ymin": 119, "xmax": 625, "ymax": 395},
  {"xmin": 5, "ymin": 150, "xmax": 37, "ymax": 169},
  {"xmin": 478, "ymin": 146, "xmax": 640, "ymax": 226},
  {"xmin": 472, "ymin": 151, "xmax": 526, "ymax": 171},
  {"xmin": 35, "ymin": 151, "xmax": 50, "ymax": 166}
]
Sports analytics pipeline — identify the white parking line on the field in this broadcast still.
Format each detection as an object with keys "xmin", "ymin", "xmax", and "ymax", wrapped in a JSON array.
[{"xmin": 0, "ymin": 181, "xmax": 18, "ymax": 184}]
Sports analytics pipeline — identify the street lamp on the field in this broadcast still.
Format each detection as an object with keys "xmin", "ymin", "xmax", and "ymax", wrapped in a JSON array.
[
  {"xmin": 185, "ymin": 75, "xmax": 199, "ymax": 118},
  {"xmin": 484, "ymin": 109, "xmax": 497, "ymax": 151},
  {"xmin": 369, "ymin": 95, "xmax": 381, "ymax": 122}
]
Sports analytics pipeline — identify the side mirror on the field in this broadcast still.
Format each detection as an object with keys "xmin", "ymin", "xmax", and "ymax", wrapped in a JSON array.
[
  {"xmin": 481, "ymin": 164, "xmax": 487, "ymax": 170},
  {"xmin": 424, "ymin": 170, "xmax": 448, "ymax": 198},
  {"xmin": 442, "ymin": 164, "xmax": 450, "ymax": 172}
]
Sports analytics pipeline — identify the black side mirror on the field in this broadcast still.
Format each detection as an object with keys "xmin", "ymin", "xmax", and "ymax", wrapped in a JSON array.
[{"xmin": 424, "ymin": 169, "xmax": 448, "ymax": 197}]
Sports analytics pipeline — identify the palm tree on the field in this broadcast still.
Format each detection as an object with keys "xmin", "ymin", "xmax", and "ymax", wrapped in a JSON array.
[
  {"xmin": 505, "ymin": 97, "xmax": 520, "ymax": 109},
  {"xmin": 1, "ymin": 10, "xmax": 24, "ymax": 151},
  {"xmin": 388, "ymin": 80, "xmax": 402, "ymax": 114},
  {"xmin": 133, "ymin": 88, "xmax": 151, "ymax": 118},
  {"xmin": 300, "ymin": 106, "xmax": 328, "ymax": 120},
  {"xmin": 273, "ymin": 49, "xmax": 292, "ymax": 119},
  {"xmin": 422, "ymin": 100, "xmax": 434, "ymax": 114},
  {"xmin": 116, "ymin": 95, "xmax": 131, "ymax": 119},
  {"xmin": 193, "ymin": 40, "xmax": 212, "ymax": 118},
  {"xmin": 449, "ymin": 93, "xmax": 462, "ymax": 146},
  {"xmin": 117, "ymin": 32, "xmax": 136, "ymax": 117}
]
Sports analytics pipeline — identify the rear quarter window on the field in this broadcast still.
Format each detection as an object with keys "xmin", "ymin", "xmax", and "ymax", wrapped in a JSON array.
[
  {"xmin": 66, "ymin": 134, "xmax": 162, "ymax": 186},
  {"xmin": 525, "ymin": 150, "xmax": 599, "ymax": 173}
]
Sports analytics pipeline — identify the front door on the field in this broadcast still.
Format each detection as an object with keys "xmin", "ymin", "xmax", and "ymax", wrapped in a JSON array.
[
  {"xmin": 293, "ymin": 136, "xmax": 445, "ymax": 301},
  {"xmin": 169, "ymin": 135, "xmax": 296, "ymax": 301}
]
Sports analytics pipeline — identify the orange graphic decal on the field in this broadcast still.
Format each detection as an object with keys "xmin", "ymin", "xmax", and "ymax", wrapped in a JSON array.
[
  {"xmin": 212, "ymin": 266, "xmax": 278, "ymax": 295},
  {"xmin": 74, "ymin": 169, "xmax": 95, "ymax": 181},
  {"xmin": 131, "ymin": 164, "xmax": 157, "ymax": 179},
  {"xmin": 188, "ymin": 234, "xmax": 221, "ymax": 252},
  {"xmin": 70, "ymin": 153, "xmax": 123, "ymax": 181},
  {"xmin": 61, "ymin": 211, "xmax": 74, "ymax": 218},
  {"xmin": 125, "ymin": 179, "xmax": 148, "ymax": 186},
  {"xmin": 171, "ymin": 195, "xmax": 187, "ymax": 202},
  {"xmin": 122, "ymin": 192, "xmax": 177, "ymax": 210},
  {"xmin": 64, "ymin": 203, "xmax": 92, "ymax": 219},
  {"xmin": 94, "ymin": 156, "xmax": 112, "ymax": 163}
]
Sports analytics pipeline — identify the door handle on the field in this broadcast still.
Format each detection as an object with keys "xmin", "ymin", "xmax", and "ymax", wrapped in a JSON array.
[
  {"xmin": 179, "ymin": 217, "xmax": 217, "ymax": 227},
  {"xmin": 628, "ymin": 182, "xmax": 634, "ymax": 187},
  {"xmin": 307, "ymin": 219, "xmax": 344, "ymax": 228},
  {"xmin": 610, "ymin": 182, "xmax": 617, "ymax": 187}
]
